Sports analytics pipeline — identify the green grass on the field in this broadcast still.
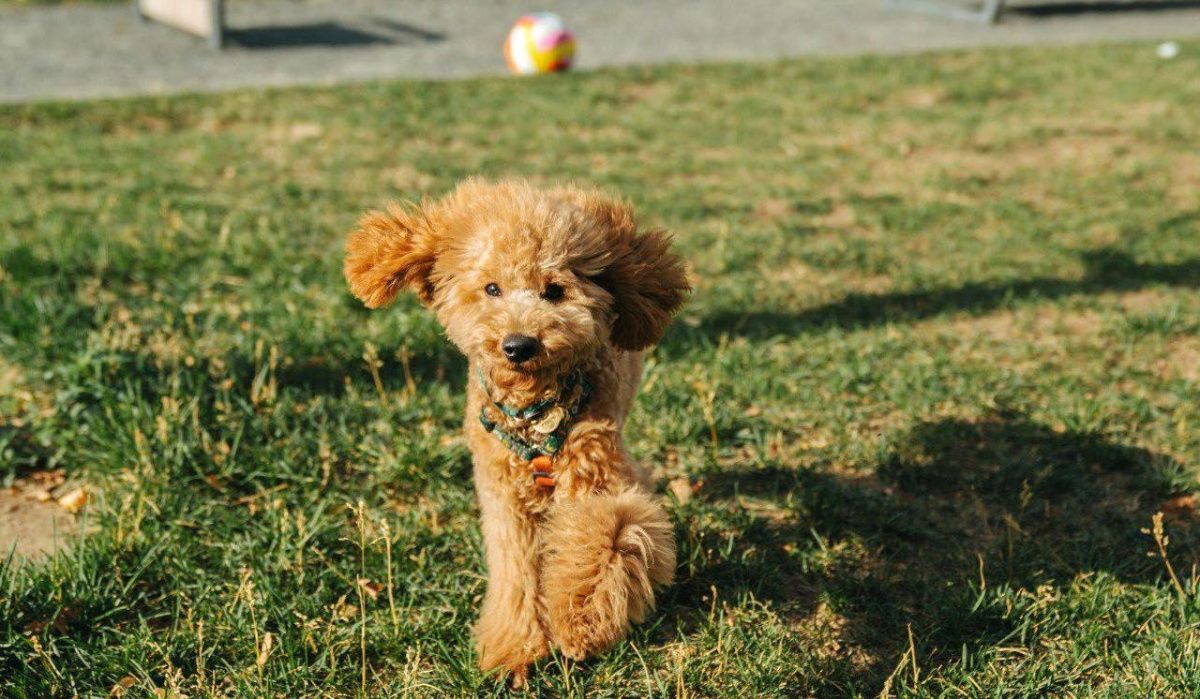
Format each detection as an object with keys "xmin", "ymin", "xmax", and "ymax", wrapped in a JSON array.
[{"xmin": 2, "ymin": 41, "xmax": 1200, "ymax": 697}]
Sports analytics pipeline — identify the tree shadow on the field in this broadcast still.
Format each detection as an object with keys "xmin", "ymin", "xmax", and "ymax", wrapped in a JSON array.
[
  {"xmin": 1011, "ymin": 1, "xmax": 1200, "ymax": 16},
  {"xmin": 670, "ymin": 410, "xmax": 1197, "ymax": 691},
  {"xmin": 688, "ymin": 248, "xmax": 1200, "ymax": 343}
]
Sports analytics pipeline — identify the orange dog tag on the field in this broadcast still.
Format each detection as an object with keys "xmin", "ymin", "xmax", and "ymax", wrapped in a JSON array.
[{"xmin": 530, "ymin": 455, "xmax": 555, "ymax": 489}]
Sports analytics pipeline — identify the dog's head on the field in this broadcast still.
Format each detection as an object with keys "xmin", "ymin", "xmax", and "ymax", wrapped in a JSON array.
[{"xmin": 344, "ymin": 179, "xmax": 689, "ymax": 379}]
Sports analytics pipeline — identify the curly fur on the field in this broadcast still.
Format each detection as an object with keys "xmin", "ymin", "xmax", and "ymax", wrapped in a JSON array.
[
  {"xmin": 541, "ymin": 489, "xmax": 676, "ymax": 658},
  {"xmin": 343, "ymin": 178, "xmax": 689, "ymax": 684}
]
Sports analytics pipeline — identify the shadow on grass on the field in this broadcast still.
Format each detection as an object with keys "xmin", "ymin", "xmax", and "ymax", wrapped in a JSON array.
[
  {"xmin": 690, "ymin": 248, "xmax": 1200, "ymax": 342},
  {"xmin": 270, "ymin": 350, "xmax": 468, "ymax": 397},
  {"xmin": 669, "ymin": 410, "xmax": 1197, "ymax": 692},
  {"xmin": 1012, "ymin": 1, "xmax": 1200, "ymax": 16}
]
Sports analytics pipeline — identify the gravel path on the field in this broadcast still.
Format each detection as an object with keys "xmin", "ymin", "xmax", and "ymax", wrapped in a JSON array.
[{"xmin": 2, "ymin": 0, "xmax": 1200, "ymax": 103}]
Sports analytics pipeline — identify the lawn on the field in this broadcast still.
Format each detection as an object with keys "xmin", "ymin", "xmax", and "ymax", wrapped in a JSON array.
[{"xmin": 2, "ymin": 42, "xmax": 1199, "ymax": 697}]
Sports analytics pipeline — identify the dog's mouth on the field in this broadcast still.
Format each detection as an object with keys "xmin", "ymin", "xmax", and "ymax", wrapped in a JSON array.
[{"xmin": 500, "ymin": 354, "xmax": 550, "ymax": 374}]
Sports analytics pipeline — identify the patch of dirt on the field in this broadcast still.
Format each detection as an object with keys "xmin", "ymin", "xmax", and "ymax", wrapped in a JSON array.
[
  {"xmin": 949, "ymin": 311, "xmax": 1021, "ymax": 341},
  {"xmin": 794, "ymin": 600, "xmax": 877, "ymax": 672},
  {"xmin": 845, "ymin": 274, "xmax": 894, "ymax": 295},
  {"xmin": 265, "ymin": 121, "xmax": 323, "ymax": 143},
  {"xmin": 1032, "ymin": 307, "xmax": 1104, "ymax": 337},
  {"xmin": 618, "ymin": 81, "xmax": 664, "ymax": 104},
  {"xmin": 862, "ymin": 127, "xmax": 1140, "ymax": 207},
  {"xmin": 763, "ymin": 260, "xmax": 837, "ymax": 288},
  {"xmin": 0, "ymin": 491, "xmax": 75, "ymax": 559},
  {"xmin": 812, "ymin": 202, "xmax": 858, "ymax": 229},
  {"xmin": 751, "ymin": 197, "xmax": 792, "ymax": 222},
  {"xmin": 1118, "ymin": 288, "xmax": 1170, "ymax": 314},
  {"xmin": 1168, "ymin": 153, "xmax": 1200, "ymax": 208},
  {"xmin": 0, "ymin": 473, "xmax": 89, "ymax": 560},
  {"xmin": 897, "ymin": 86, "xmax": 948, "ymax": 110},
  {"xmin": 384, "ymin": 163, "xmax": 435, "ymax": 192},
  {"xmin": 737, "ymin": 495, "xmax": 794, "ymax": 524},
  {"xmin": 1120, "ymin": 100, "xmax": 1171, "ymax": 124},
  {"xmin": 1161, "ymin": 337, "xmax": 1200, "ymax": 382}
]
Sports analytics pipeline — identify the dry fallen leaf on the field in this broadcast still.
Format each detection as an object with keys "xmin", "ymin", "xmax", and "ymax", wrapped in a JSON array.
[
  {"xmin": 108, "ymin": 675, "xmax": 137, "ymax": 697},
  {"xmin": 256, "ymin": 631, "xmax": 274, "ymax": 668},
  {"xmin": 58, "ymin": 487, "xmax": 88, "ymax": 513},
  {"xmin": 669, "ymin": 477, "xmax": 693, "ymax": 505},
  {"xmin": 30, "ymin": 469, "xmax": 66, "ymax": 488},
  {"xmin": 357, "ymin": 578, "xmax": 383, "ymax": 601},
  {"xmin": 333, "ymin": 595, "xmax": 358, "ymax": 621},
  {"xmin": 800, "ymin": 435, "xmax": 829, "ymax": 450},
  {"xmin": 288, "ymin": 122, "xmax": 323, "ymax": 141},
  {"xmin": 1163, "ymin": 494, "xmax": 1195, "ymax": 519}
]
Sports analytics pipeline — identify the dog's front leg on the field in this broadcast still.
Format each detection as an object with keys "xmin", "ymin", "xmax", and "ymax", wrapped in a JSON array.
[{"xmin": 474, "ymin": 480, "xmax": 548, "ymax": 685}]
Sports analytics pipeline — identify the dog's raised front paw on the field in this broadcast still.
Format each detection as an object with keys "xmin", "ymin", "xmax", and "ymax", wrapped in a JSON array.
[{"xmin": 541, "ymin": 490, "xmax": 676, "ymax": 659}]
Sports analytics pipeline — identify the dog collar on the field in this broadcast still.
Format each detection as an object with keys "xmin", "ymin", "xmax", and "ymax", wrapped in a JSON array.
[{"xmin": 477, "ymin": 368, "xmax": 592, "ymax": 488}]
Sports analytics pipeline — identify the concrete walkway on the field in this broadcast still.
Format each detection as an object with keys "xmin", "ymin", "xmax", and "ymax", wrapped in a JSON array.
[{"xmin": 2, "ymin": 0, "xmax": 1200, "ymax": 103}]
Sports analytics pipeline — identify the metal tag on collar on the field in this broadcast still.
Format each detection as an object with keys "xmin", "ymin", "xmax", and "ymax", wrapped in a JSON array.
[
  {"xmin": 531, "ymin": 406, "xmax": 565, "ymax": 434},
  {"xmin": 530, "ymin": 454, "xmax": 555, "ymax": 489}
]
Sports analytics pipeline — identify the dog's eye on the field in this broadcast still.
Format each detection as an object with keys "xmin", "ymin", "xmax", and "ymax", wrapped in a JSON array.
[
  {"xmin": 541, "ymin": 283, "xmax": 565, "ymax": 302},
  {"xmin": 485, "ymin": 283, "xmax": 501, "ymax": 297}
]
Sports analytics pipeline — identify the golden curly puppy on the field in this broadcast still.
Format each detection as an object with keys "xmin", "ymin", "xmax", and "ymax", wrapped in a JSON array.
[{"xmin": 344, "ymin": 178, "xmax": 689, "ymax": 683}]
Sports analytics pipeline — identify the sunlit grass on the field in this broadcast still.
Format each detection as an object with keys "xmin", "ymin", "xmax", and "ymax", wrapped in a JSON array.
[{"xmin": 2, "ymin": 41, "xmax": 1199, "ymax": 696}]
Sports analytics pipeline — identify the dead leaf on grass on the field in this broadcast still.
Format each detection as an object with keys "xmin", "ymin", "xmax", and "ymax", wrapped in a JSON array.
[
  {"xmin": 57, "ymin": 487, "xmax": 88, "ymax": 513},
  {"xmin": 357, "ymin": 578, "xmax": 383, "ymax": 601},
  {"xmin": 24, "ymin": 605, "xmax": 78, "ymax": 636},
  {"xmin": 669, "ymin": 477, "xmax": 692, "ymax": 504},
  {"xmin": 287, "ymin": 123, "xmax": 322, "ymax": 141},
  {"xmin": 1162, "ymin": 494, "xmax": 1195, "ymax": 520},
  {"xmin": 333, "ymin": 595, "xmax": 358, "ymax": 621},
  {"xmin": 29, "ymin": 469, "xmax": 66, "ymax": 488},
  {"xmin": 669, "ymin": 477, "xmax": 703, "ymax": 505},
  {"xmin": 109, "ymin": 675, "xmax": 137, "ymax": 697},
  {"xmin": 256, "ymin": 631, "xmax": 274, "ymax": 668}
]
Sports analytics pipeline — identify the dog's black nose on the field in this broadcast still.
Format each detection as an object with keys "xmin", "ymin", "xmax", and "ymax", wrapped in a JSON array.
[{"xmin": 501, "ymin": 334, "xmax": 539, "ymax": 364}]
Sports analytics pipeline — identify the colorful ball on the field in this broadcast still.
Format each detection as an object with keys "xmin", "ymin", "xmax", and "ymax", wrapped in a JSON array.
[{"xmin": 504, "ymin": 13, "xmax": 576, "ymax": 75}]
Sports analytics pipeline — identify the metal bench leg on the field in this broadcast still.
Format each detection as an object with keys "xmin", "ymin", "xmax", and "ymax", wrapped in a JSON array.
[
  {"xmin": 133, "ymin": 0, "xmax": 225, "ymax": 49},
  {"xmin": 210, "ymin": 0, "xmax": 225, "ymax": 50},
  {"xmin": 982, "ymin": 0, "xmax": 1006, "ymax": 23}
]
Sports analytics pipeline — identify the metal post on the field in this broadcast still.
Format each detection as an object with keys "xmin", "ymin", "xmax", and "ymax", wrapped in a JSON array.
[
  {"xmin": 888, "ymin": 0, "xmax": 1007, "ymax": 24},
  {"xmin": 210, "ymin": 0, "xmax": 224, "ymax": 49},
  {"xmin": 133, "ymin": 0, "xmax": 226, "ymax": 49}
]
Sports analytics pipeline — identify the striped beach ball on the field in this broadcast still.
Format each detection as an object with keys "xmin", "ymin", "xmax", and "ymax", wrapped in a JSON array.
[{"xmin": 504, "ymin": 13, "xmax": 576, "ymax": 75}]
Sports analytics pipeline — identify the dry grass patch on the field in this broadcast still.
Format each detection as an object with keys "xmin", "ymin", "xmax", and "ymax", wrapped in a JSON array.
[{"xmin": 1160, "ymin": 336, "xmax": 1200, "ymax": 382}]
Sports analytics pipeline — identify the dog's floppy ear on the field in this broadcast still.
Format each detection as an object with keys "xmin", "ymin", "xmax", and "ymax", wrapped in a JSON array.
[
  {"xmin": 601, "ymin": 227, "xmax": 690, "ymax": 350},
  {"xmin": 575, "ymin": 195, "xmax": 689, "ymax": 351},
  {"xmin": 344, "ymin": 203, "xmax": 441, "ymax": 308}
]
